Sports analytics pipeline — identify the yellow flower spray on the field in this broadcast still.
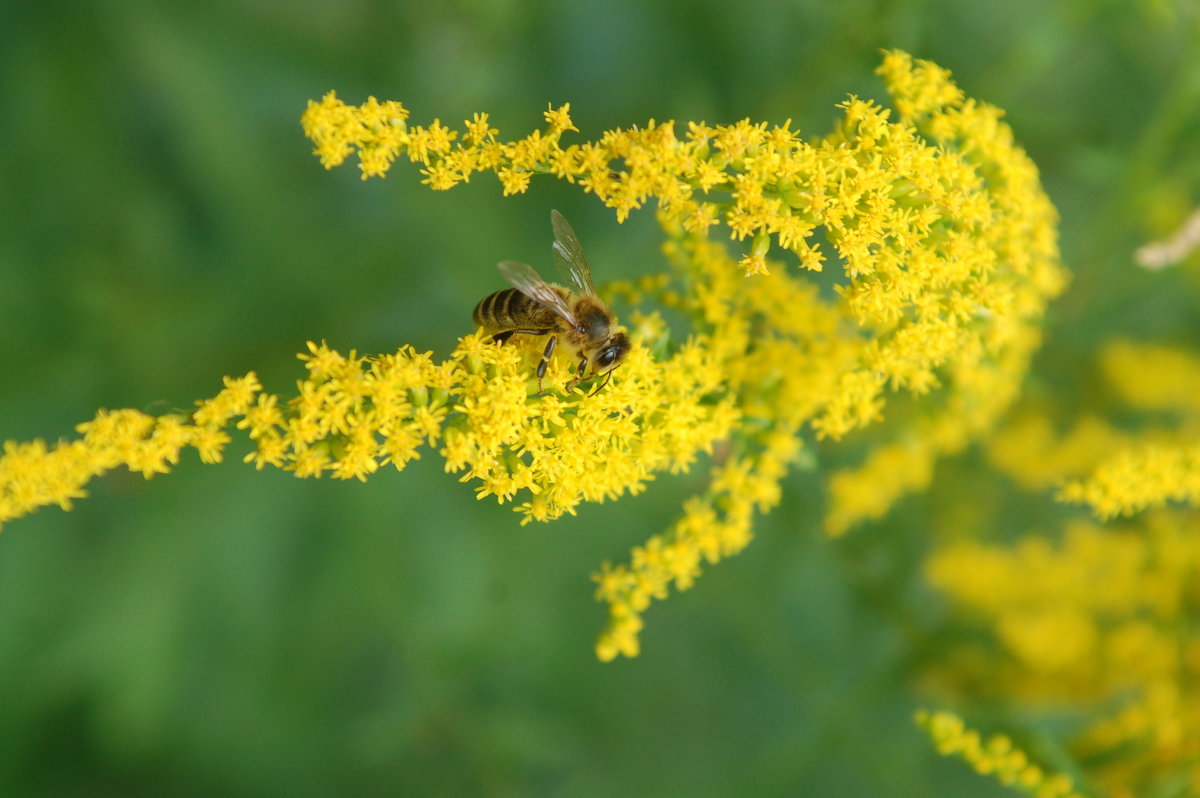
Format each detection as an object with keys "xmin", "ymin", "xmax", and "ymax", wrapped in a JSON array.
[
  {"xmin": 924, "ymin": 337, "xmax": 1200, "ymax": 797},
  {"xmin": 0, "ymin": 51, "xmax": 1066, "ymax": 660}
]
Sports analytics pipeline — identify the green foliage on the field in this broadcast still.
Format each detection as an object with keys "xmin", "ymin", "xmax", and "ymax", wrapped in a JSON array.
[{"xmin": 1, "ymin": 0, "xmax": 1198, "ymax": 794}]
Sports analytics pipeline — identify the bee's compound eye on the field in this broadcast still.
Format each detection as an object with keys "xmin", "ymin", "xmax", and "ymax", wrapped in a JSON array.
[{"xmin": 596, "ymin": 347, "xmax": 621, "ymax": 370}]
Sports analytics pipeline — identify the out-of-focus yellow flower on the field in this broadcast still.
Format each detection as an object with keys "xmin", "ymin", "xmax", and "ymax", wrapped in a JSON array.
[
  {"xmin": 1059, "ymin": 443, "xmax": 1200, "ymax": 519},
  {"xmin": 1028, "ymin": 341, "xmax": 1200, "ymax": 519},
  {"xmin": 915, "ymin": 710, "xmax": 1085, "ymax": 798},
  {"xmin": 926, "ymin": 512, "xmax": 1200, "ymax": 797},
  {"xmin": 926, "ymin": 327, "xmax": 1200, "ymax": 798}
]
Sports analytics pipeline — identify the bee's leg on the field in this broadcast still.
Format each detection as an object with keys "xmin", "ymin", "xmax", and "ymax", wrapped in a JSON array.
[
  {"xmin": 569, "ymin": 354, "xmax": 589, "ymax": 393},
  {"xmin": 491, "ymin": 328, "xmax": 548, "ymax": 345},
  {"xmin": 536, "ymin": 335, "xmax": 557, "ymax": 394}
]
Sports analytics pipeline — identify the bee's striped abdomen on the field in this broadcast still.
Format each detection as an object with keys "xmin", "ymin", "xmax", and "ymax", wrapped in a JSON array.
[
  {"xmin": 473, "ymin": 288, "xmax": 558, "ymax": 331},
  {"xmin": 473, "ymin": 288, "xmax": 521, "ymax": 328}
]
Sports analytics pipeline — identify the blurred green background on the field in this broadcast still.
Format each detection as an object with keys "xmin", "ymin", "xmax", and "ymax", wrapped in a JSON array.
[{"xmin": 2, "ymin": 0, "xmax": 1199, "ymax": 795}]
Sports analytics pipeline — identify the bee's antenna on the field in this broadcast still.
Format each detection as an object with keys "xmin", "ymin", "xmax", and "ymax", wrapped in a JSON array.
[{"xmin": 588, "ymin": 369, "xmax": 615, "ymax": 397}]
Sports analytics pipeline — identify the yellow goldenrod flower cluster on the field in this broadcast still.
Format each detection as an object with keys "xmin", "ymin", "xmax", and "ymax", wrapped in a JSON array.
[
  {"xmin": 1052, "ymin": 340, "xmax": 1200, "ymax": 519},
  {"xmin": 984, "ymin": 340, "xmax": 1200, "ymax": 519},
  {"xmin": 444, "ymin": 328, "xmax": 739, "ymax": 521},
  {"xmin": 1, "ymin": 336, "xmax": 738, "ymax": 529},
  {"xmin": 301, "ymin": 49, "xmax": 1065, "ymax": 544},
  {"xmin": 915, "ymin": 710, "xmax": 1085, "ymax": 798},
  {"xmin": 2, "ymin": 50, "xmax": 1066, "ymax": 660},
  {"xmin": 0, "ymin": 375, "xmax": 260, "ymax": 527},
  {"xmin": 1058, "ymin": 443, "xmax": 1200, "ymax": 519}
]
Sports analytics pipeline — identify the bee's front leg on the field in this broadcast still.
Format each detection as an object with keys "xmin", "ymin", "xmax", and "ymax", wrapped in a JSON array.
[
  {"xmin": 568, "ymin": 354, "xmax": 590, "ymax": 393},
  {"xmin": 536, "ymin": 335, "xmax": 557, "ymax": 394}
]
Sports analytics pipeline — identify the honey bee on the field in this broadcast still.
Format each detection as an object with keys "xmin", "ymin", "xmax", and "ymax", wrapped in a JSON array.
[{"xmin": 473, "ymin": 210, "xmax": 630, "ymax": 393}]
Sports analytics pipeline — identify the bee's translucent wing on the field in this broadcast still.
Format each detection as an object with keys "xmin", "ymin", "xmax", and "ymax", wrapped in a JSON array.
[
  {"xmin": 550, "ymin": 209, "xmax": 598, "ymax": 296},
  {"xmin": 497, "ymin": 260, "xmax": 579, "ymax": 328}
]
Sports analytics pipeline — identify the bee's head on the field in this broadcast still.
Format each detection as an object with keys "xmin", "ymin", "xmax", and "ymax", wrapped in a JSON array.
[{"xmin": 593, "ymin": 331, "xmax": 630, "ymax": 374}]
